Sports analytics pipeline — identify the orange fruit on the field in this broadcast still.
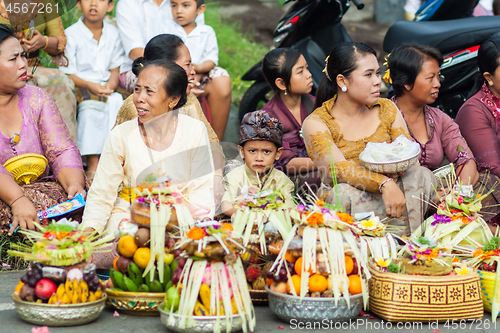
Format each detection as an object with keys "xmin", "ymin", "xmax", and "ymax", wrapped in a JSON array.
[
  {"xmin": 308, "ymin": 274, "xmax": 328, "ymax": 293},
  {"xmin": 345, "ymin": 255, "xmax": 354, "ymax": 275},
  {"xmin": 133, "ymin": 247, "xmax": 151, "ymax": 269},
  {"xmin": 294, "ymin": 257, "xmax": 313, "ymax": 276},
  {"xmin": 348, "ymin": 275, "xmax": 362, "ymax": 295},
  {"xmin": 285, "ymin": 251, "xmax": 296, "ymax": 263},
  {"xmin": 286, "ymin": 275, "xmax": 301, "ymax": 295},
  {"xmin": 113, "ymin": 256, "xmax": 120, "ymax": 271},
  {"xmin": 117, "ymin": 235, "xmax": 138, "ymax": 258},
  {"xmin": 266, "ymin": 278, "xmax": 273, "ymax": 286}
]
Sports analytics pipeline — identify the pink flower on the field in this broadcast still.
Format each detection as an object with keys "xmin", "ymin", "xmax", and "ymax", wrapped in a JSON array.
[
  {"xmin": 458, "ymin": 196, "xmax": 464, "ymax": 204},
  {"xmin": 32, "ymin": 327, "xmax": 51, "ymax": 333},
  {"xmin": 171, "ymin": 192, "xmax": 184, "ymax": 204},
  {"xmin": 113, "ymin": 311, "xmax": 120, "ymax": 317}
]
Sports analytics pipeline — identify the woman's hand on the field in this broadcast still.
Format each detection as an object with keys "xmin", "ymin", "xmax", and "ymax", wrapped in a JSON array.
[
  {"xmin": 9, "ymin": 196, "xmax": 37, "ymax": 236},
  {"xmin": 381, "ymin": 180, "xmax": 407, "ymax": 218},
  {"xmin": 67, "ymin": 182, "xmax": 86, "ymax": 200},
  {"xmin": 21, "ymin": 30, "xmax": 46, "ymax": 54}
]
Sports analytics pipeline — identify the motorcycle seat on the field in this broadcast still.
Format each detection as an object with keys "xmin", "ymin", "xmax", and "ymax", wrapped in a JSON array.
[{"xmin": 384, "ymin": 16, "xmax": 500, "ymax": 54}]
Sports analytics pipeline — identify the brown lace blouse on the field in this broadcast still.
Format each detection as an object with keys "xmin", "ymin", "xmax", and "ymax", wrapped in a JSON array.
[{"xmin": 303, "ymin": 97, "xmax": 411, "ymax": 193}]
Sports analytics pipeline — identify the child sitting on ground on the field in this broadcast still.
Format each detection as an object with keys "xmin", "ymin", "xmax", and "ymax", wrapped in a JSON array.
[
  {"xmin": 163, "ymin": 0, "xmax": 232, "ymax": 141},
  {"xmin": 60, "ymin": 0, "xmax": 125, "ymax": 182},
  {"xmin": 221, "ymin": 111, "xmax": 295, "ymax": 216}
]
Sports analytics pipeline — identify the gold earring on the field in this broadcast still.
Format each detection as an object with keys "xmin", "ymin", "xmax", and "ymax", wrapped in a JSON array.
[
  {"xmin": 489, "ymin": 81, "xmax": 494, "ymax": 86},
  {"xmin": 169, "ymin": 102, "xmax": 174, "ymax": 109}
]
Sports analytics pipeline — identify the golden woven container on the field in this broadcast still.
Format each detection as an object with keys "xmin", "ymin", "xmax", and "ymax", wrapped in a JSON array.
[
  {"xmin": 368, "ymin": 264, "xmax": 483, "ymax": 322},
  {"xmin": 478, "ymin": 270, "xmax": 500, "ymax": 314},
  {"xmin": 3, "ymin": 153, "xmax": 48, "ymax": 184},
  {"xmin": 105, "ymin": 289, "xmax": 165, "ymax": 316}
]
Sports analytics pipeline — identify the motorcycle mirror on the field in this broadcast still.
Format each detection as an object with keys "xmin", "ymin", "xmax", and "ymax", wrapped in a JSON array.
[{"xmin": 351, "ymin": 0, "xmax": 365, "ymax": 10}]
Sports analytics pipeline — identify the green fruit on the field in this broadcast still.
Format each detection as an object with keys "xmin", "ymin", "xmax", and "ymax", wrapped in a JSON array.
[
  {"xmin": 166, "ymin": 286, "xmax": 180, "ymax": 311},
  {"xmin": 138, "ymin": 284, "xmax": 150, "ymax": 292},
  {"xmin": 143, "ymin": 269, "xmax": 159, "ymax": 288},
  {"xmin": 150, "ymin": 280, "xmax": 164, "ymax": 292},
  {"xmin": 161, "ymin": 264, "xmax": 171, "ymax": 289},
  {"xmin": 165, "ymin": 281, "xmax": 173, "ymax": 292},
  {"xmin": 127, "ymin": 262, "xmax": 144, "ymax": 286},
  {"xmin": 123, "ymin": 276, "xmax": 139, "ymax": 292},
  {"xmin": 110, "ymin": 269, "xmax": 125, "ymax": 290},
  {"xmin": 170, "ymin": 260, "xmax": 179, "ymax": 273},
  {"xmin": 164, "ymin": 253, "xmax": 174, "ymax": 266}
]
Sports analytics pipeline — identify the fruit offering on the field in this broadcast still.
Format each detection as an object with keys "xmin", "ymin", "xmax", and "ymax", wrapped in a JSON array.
[
  {"xmin": 231, "ymin": 186, "xmax": 293, "ymax": 291},
  {"xmin": 15, "ymin": 263, "xmax": 103, "ymax": 304},
  {"xmin": 164, "ymin": 221, "xmax": 255, "ymax": 333},
  {"xmin": 8, "ymin": 218, "xmax": 114, "ymax": 266},
  {"xmin": 107, "ymin": 227, "xmax": 177, "ymax": 293},
  {"xmin": 268, "ymin": 199, "xmax": 379, "ymax": 307}
]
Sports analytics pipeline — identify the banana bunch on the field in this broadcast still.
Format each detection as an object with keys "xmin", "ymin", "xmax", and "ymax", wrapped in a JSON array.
[
  {"xmin": 191, "ymin": 283, "xmax": 239, "ymax": 316},
  {"xmin": 47, "ymin": 279, "xmax": 103, "ymax": 304},
  {"xmin": 109, "ymin": 262, "xmax": 172, "ymax": 292}
]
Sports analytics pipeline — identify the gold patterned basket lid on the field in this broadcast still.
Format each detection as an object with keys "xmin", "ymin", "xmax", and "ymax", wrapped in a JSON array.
[{"xmin": 3, "ymin": 153, "xmax": 48, "ymax": 185}]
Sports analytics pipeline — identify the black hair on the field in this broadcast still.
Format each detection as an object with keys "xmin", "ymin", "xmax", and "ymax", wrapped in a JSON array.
[
  {"xmin": 262, "ymin": 47, "xmax": 314, "ymax": 113},
  {"xmin": 314, "ymin": 42, "xmax": 377, "ymax": 110},
  {"xmin": 468, "ymin": 34, "xmax": 500, "ymax": 98},
  {"xmin": 0, "ymin": 24, "xmax": 16, "ymax": 51},
  {"xmin": 137, "ymin": 59, "xmax": 188, "ymax": 109},
  {"xmin": 196, "ymin": 0, "xmax": 204, "ymax": 7},
  {"xmin": 132, "ymin": 34, "xmax": 185, "ymax": 76},
  {"xmin": 387, "ymin": 42, "xmax": 443, "ymax": 98}
]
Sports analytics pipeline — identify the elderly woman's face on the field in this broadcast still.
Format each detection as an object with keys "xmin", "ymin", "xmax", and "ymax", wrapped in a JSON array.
[
  {"xmin": 175, "ymin": 44, "xmax": 196, "ymax": 94},
  {"xmin": 405, "ymin": 57, "xmax": 441, "ymax": 106},
  {"xmin": 133, "ymin": 66, "xmax": 177, "ymax": 123},
  {"xmin": 0, "ymin": 37, "xmax": 28, "ymax": 93}
]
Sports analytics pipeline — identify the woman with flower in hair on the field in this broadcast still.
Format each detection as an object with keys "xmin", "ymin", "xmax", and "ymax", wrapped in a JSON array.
[{"xmin": 302, "ymin": 42, "xmax": 436, "ymax": 236}]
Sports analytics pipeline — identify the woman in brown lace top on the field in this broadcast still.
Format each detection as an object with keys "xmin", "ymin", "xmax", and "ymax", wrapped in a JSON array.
[{"xmin": 302, "ymin": 42, "xmax": 436, "ymax": 235}]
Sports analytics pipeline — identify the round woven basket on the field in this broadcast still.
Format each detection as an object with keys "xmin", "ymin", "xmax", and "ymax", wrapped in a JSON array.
[{"xmin": 3, "ymin": 153, "xmax": 48, "ymax": 184}]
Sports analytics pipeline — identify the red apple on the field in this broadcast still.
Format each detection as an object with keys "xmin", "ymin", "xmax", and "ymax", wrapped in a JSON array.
[{"xmin": 35, "ymin": 278, "xmax": 57, "ymax": 300}]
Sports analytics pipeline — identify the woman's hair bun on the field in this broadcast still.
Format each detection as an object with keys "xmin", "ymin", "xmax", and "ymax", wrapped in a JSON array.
[{"xmin": 132, "ymin": 57, "xmax": 146, "ymax": 76}]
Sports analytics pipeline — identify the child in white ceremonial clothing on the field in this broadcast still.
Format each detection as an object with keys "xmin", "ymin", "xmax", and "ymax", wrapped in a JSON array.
[
  {"xmin": 163, "ymin": 0, "xmax": 232, "ymax": 141},
  {"xmin": 60, "ymin": 0, "xmax": 125, "ymax": 181}
]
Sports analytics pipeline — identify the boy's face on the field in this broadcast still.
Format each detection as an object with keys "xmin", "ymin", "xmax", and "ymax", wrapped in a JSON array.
[
  {"xmin": 77, "ymin": 0, "xmax": 114, "ymax": 23},
  {"xmin": 238, "ymin": 141, "xmax": 283, "ymax": 175},
  {"xmin": 171, "ymin": 0, "xmax": 205, "ymax": 28}
]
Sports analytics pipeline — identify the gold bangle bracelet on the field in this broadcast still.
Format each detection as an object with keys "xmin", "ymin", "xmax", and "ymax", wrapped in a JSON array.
[
  {"xmin": 214, "ymin": 173, "xmax": 223, "ymax": 178},
  {"xmin": 10, "ymin": 194, "xmax": 25, "ymax": 207},
  {"xmin": 41, "ymin": 36, "xmax": 49, "ymax": 50}
]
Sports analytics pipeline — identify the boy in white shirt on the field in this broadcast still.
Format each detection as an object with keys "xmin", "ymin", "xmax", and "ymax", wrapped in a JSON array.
[
  {"xmin": 165, "ymin": 0, "xmax": 232, "ymax": 141},
  {"xmin": 60, "ymin": 0, "xmax": 125, "ymax": 181}
]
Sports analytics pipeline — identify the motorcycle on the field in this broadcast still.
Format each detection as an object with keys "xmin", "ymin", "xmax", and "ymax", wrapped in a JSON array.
[
  {"xmin": 384, "ymin": 0, "xmax": 500, "ymax": 117},
  {"xmin": 238, "ymin": 0, "xmax": 365, "ymax": 121}
]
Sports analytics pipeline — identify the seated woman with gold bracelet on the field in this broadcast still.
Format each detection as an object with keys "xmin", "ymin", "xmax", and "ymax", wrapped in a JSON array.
[
  {"xmin": 0, "ymin": 24, "xmax": 86, "ymax": 236},
  {"xmin": 1, "ymin": 0, "xmax": 78, "ymax": 142}
]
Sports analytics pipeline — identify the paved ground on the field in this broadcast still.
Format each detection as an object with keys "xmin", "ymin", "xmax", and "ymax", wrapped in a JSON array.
[{"xmin": 2, "ymin": 270, "xmax": 500, "ymax": 333}]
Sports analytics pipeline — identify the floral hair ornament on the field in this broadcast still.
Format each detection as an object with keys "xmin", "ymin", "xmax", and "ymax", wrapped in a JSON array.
[
  {"xmin": 382, "ymin": 53, "xmax": 392, "ymax": 84},
  {"xmin": 323, "ymin": 55, "xmax": 332, "ymax": 81}
]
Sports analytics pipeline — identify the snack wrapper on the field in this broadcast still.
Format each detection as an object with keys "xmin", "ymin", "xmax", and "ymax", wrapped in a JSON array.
[{"xmin": 37, "ymin": 193, "xmax": 85, "ymax": 219}]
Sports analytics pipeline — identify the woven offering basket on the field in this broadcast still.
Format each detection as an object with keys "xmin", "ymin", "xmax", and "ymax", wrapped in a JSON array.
[
  {"xmin": 105, "ymin": 289, "xmax": 166, "ymax": 316},
  {"xmin": 478, "ymin": 270, "xmax": 500, "ymax": 314},
  {"xmin": 130, "ymin": 200, "xmax": 178, "ymax": 230},
  {"xmin": 3, "ymin": 153, "xmax": 47, "ymax": 184},
  {"xmin": 368, "ymin": 263, "xmax": 483, "ymax": 322}
]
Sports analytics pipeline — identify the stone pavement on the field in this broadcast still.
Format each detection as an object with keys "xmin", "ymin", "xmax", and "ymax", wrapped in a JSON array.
[{"xmin": 2, "ymin": 270, "xmax": 500, "ymax": 333}]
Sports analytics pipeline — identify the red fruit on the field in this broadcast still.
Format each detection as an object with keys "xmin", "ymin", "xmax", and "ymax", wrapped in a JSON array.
[
  {"xmin": 245, "ymin": 266, "xmax": 261, "ymax": 282},
  {"xmin": 35, "ymin": 278, "xmax": 57, "ymax": 300}
]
